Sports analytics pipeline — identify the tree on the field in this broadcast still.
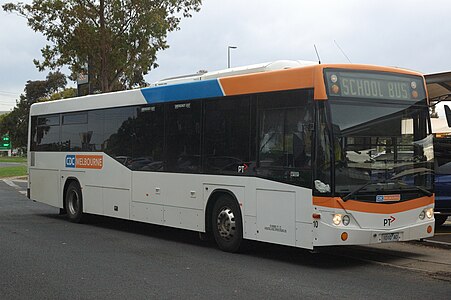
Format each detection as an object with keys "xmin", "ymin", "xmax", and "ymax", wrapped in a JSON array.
[
  {"xmin": 3, "ymin": 0, "xmax": 202, "ymax": 93},
  {"xmin": 0, "ymin": 72, "xmax": 71, "ymax": 149}
]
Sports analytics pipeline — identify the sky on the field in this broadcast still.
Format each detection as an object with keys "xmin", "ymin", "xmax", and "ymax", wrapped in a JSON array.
[{"xmin": 1, "ymin": 0, "xmax": 451, "ymax": 112}]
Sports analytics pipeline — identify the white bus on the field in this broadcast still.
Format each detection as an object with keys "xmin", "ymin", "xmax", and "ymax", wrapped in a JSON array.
[{"xmin": 28, "ymin": 61, "xmax": 435, "ymax": 252}]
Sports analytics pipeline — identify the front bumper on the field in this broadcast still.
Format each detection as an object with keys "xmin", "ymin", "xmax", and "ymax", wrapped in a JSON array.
[{"xmin": 313, "ymin": 219, "xmax": 435, "ymax": 247}]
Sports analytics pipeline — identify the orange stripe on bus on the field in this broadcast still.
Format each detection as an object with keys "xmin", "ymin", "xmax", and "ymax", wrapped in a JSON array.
[
  {"xmin": 313, "ymin": 195, "xmax": 434, "ymax": 214},
  {"xmin": 219, "ymin": 66, "xmax": 316, "ymax": 96},
  {"xmin": 218, "ymin": 64, "xmax": 423, "ymax": 101}
]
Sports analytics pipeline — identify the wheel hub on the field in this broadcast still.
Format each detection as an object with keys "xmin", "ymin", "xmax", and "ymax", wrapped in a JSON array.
[
  {"xmin": 217, "ymin": 207, "xmax": 236, "ymax": 240},
  {"xmin": 68, "ymin": 190, "xmax": 79, "ymax": 215}
]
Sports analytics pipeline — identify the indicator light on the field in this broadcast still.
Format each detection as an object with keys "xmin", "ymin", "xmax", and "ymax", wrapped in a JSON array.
[
  {"xmin": 341, "ymin": 232, "xmax": 348, "ymax": 241},
  {"xmin": 331, "ymin": 84, "xmax": 340, "ymax": 94},
  {"xmin": 331, "ymin": 74, "xmax": 338, "ymax": 83}
]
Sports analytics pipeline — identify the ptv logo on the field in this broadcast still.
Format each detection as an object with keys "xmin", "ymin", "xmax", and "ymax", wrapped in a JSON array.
[{"xmin": 383, "ymin": 216, "xmax": 396, "ymax": 227}]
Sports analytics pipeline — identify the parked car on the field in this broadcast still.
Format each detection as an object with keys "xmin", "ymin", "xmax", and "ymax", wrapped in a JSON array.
[{"xmin": 433, "ymin": 135, "xmax": 451, "ymax": 226}]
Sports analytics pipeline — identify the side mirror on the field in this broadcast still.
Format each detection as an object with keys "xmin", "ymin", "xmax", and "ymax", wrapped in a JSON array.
[{"xmin": 445, "ymin": 105, "xmax": 451, "ymax": 127}]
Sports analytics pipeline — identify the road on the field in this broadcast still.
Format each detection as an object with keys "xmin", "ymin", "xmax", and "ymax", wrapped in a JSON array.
[
  {"xmin": 0, "ymin": 180, "xmax": 450, "ymax": 299},
  {"xmin": 0, "ymin": 162, "xmax": 25, "ymax": 167}
]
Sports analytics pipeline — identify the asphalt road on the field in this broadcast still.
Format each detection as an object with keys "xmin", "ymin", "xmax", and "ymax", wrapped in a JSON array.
[
  {"xmin": 1, "ymin": 181, "xmax": 450, "ymax": 299},
  {"xmin": 0, "ymin": 162, "xmax": 25, "ymax": 167}
]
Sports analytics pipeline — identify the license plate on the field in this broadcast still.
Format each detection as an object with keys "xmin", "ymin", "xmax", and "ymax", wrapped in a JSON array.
[{"xmin": 381, "ymin": 232, "xmax": 400, "ymax": 243}]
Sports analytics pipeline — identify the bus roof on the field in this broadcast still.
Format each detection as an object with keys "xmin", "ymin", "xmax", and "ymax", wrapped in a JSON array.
[{"xmin": 30, "ymin": 61, "xmax": 424, "ymax": 116}]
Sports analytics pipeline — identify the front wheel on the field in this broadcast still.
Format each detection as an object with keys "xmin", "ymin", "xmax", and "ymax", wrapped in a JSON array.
[
  {"xmin": 65, "ymin": 181, "xmax": 84, "ymax": 223},
  {"xmin": 212, "ymin": 195, "xmax": 243, "ymax": 252}
]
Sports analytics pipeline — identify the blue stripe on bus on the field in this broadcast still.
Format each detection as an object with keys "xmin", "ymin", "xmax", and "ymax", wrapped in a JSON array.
[{"xmin": 140, "ymin": 79, "xmax": 224, "ymax": 103}]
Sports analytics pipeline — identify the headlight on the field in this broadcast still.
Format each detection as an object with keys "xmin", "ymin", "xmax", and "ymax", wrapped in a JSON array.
[
  {"xmin": 333, "ymin": 214, "xmax": 342, "ymax": 225},
  {"xmin": 425, "ymin": 208, "xmax": 434, "ymax": 219},
  {"xmin": 342, "ymin": 215, "xmax": 350, "ymax": 226},
  {"xmin": 419, "ymin": 210, "xmax": 425, "ymax": 220}
]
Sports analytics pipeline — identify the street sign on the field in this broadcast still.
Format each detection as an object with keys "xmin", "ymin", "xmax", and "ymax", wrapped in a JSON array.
[{"xmin": 0, "ymin": 134, "xmax": 11, "ymax": 150}]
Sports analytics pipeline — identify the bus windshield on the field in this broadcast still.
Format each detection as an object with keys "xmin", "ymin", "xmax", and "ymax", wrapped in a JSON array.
[{"xmin": 323, "ymin": 69, "xmax": 434, "ymax": 200}]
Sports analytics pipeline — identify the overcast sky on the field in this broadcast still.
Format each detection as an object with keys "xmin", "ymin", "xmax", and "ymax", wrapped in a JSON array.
[{"xmin": 1, "ymin": 0, "xmax": 450, "ymax": 111}]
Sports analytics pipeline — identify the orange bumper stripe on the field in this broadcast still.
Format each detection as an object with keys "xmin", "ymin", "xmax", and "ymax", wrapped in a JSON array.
[{"xmin": 313, "ymin": 195, "xmax": 434, "ymax": 214}]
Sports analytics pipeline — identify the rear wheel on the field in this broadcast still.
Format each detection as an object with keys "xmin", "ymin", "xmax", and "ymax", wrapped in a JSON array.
[
  {"xmin": 435, "ymin": 215, "xmax": 448, "ymax": 227},
  {"xmin": 212, "ymin": 195, "xmax": 243, "ymax": 252},
  {"xmin": 65, "ymin": 181, "xmax": 84, "ymax": 223}
]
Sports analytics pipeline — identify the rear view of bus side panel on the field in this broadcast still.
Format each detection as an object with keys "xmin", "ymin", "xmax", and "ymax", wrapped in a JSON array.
[{"xmin": 29, "ymin": 152, "xmax": 62, "ymax": 208}]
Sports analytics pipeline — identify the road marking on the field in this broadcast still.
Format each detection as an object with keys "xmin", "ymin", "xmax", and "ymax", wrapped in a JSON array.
[
  {"xmin": 3, "ymin": 179, "xmax": 21, "ymax": 189},
  {"xmin": 422, "ymin": 239, "xmax": 451, "ymax": 246},
  {"xmin": 2, "ymin": 179, "xmax": 27, "ymax": 196}
]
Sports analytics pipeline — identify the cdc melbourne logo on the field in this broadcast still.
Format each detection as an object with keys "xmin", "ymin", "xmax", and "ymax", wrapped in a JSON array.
[
  {"xmin": 65, "ymin": 154, "xmax": 103, "ymax": 169},
  {"xmin": 65, "ymin": 155, "xmax": 76, "ymax": 168}
]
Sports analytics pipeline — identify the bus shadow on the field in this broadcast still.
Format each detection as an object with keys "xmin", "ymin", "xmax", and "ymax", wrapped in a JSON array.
[{"xmin": 40, "ymin": 212, "xmax": 401, "ymax": 270}]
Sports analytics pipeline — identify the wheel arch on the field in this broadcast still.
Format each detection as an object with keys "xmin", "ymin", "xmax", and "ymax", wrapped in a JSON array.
[{"xmin": 62, "ymin": 177, "xmax": 81, "ymax": 211}]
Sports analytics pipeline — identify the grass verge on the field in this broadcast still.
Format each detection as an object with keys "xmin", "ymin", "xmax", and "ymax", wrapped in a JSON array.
[
  {"xmin": 0, "ymin": 157, "xmax": 27, "ymax": 163},
  {"xmin": 0, "ymin": 165, "xmax": 27, "ymax": 178}
]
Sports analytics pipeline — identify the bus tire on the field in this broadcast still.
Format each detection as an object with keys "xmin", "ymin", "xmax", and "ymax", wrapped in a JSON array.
[
  {"xmin": 212, "ymin": 195, "xmax": 243, "ymax": 252},
  {"xmin": 65, "ymin": 181, "xmax": 84, "ymax": 223}
]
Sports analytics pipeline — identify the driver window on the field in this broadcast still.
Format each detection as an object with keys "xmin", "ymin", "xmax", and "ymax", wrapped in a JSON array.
[{"xmin": 257, "ymin": 89, "xmax": 313, "ymax": 188}]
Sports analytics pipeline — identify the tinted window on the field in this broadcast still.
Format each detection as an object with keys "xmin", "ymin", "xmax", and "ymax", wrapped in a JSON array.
[
  {"xmin": 30, "ymin": 116, "xmax": 37, "ymax": 151},
  {"xmin": 315, "ymin": 101, "xmax": 332, "ymax": 194},
  {"xmin": 38, "ymin": 115, "xmax": 59, "ymax": 126},
  {"xmin": 88, "ymin": 110, "xmax": 105, "ymax": 151},
  {"xmin": 165, "ymin": 102, "xmax": 201, "ymax": 173},
  {"xmin": 131, "ymin": 105, "xmax": 165, "ymax": 171},
  {"xmin": 204, "ymin": 96, "xmax": 251, "ymax": 175},
  {"xmin": 103, "ymin": 107, "xmax": 136, "ymax": 160},
  {"xmin": 61, "ymin": 112, "xmax": 88, "ymax": 151},
  {"xmin": 36, "ymin": 114, "xmax": 60, "ymax": 151},
  {"xmin": 63, "ymin": 112, "xmax": 88, "ymax": 125},
  {"xmin": 257, "ymin": 90, "xmax": 314, "ymax": 187}
]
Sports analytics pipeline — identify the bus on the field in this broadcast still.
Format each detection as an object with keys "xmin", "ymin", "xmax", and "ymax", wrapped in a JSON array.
[{"xmin": 28, "ymin": 60, "xmax": 435, "ymax": 252}]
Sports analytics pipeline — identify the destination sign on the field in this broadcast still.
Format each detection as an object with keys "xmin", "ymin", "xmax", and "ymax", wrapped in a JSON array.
[{"xmin": 324, "ymin": 69, "xmax": 426, "ymax": 101}]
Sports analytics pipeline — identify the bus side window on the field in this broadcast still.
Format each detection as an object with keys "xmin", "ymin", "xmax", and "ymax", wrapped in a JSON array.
[
  {"xmin": 165, "ymin": 101, "xmax": 202, "ymax": 173},
  {"xmin": 88, "ymin": 110, "xmax": 105, "ymax": 152},
  {"xmin": 36, "ymin": 114, "xmax": 61, "ymax": 151},
  {"xmin": 103, "ymin": 107, "xmax": 136, "ymax": 160},
  {"xmin": 131, "ymin": 104, "xmax": 164, "ymax": 171},
  {"xmin": 203, "ymin": 96, "xmax": 251, "ymax": 175},
  {"xmin": 257, "ymin": 89, "xmax": 313, "ymax": 188},
  {"xmin": 61, "ymin": 112, "xmax": 88, "ymax": 151}
]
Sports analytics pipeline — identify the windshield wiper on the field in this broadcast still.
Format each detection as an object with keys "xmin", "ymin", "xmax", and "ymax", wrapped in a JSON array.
[
  {"xmin": 341, "ymin": 179, "xmax": 432, "ymax": 201},
  {"xmin": 391, "ymin": 179, "xmax": 433, "ymax": 197},
  {"xmin": 342, "ymin": 181, "xmax": 373, "ymax": 201}
]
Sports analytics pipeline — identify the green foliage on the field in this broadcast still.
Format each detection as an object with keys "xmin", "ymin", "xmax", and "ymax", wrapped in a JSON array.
[
  {"xmin": 0, "ymin": 165, "xmax": 27, "ymax": 178},
  {"xmin": 3, "ymin": 0, "xmax": 202, "ymax": 92},
  {"xmin": 0, "ymin": 157, "xmax": 27, "ymax": 163},
  {"xmin": 0, "ymin": 71, "xmax": 69, "ymax": 148}
]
